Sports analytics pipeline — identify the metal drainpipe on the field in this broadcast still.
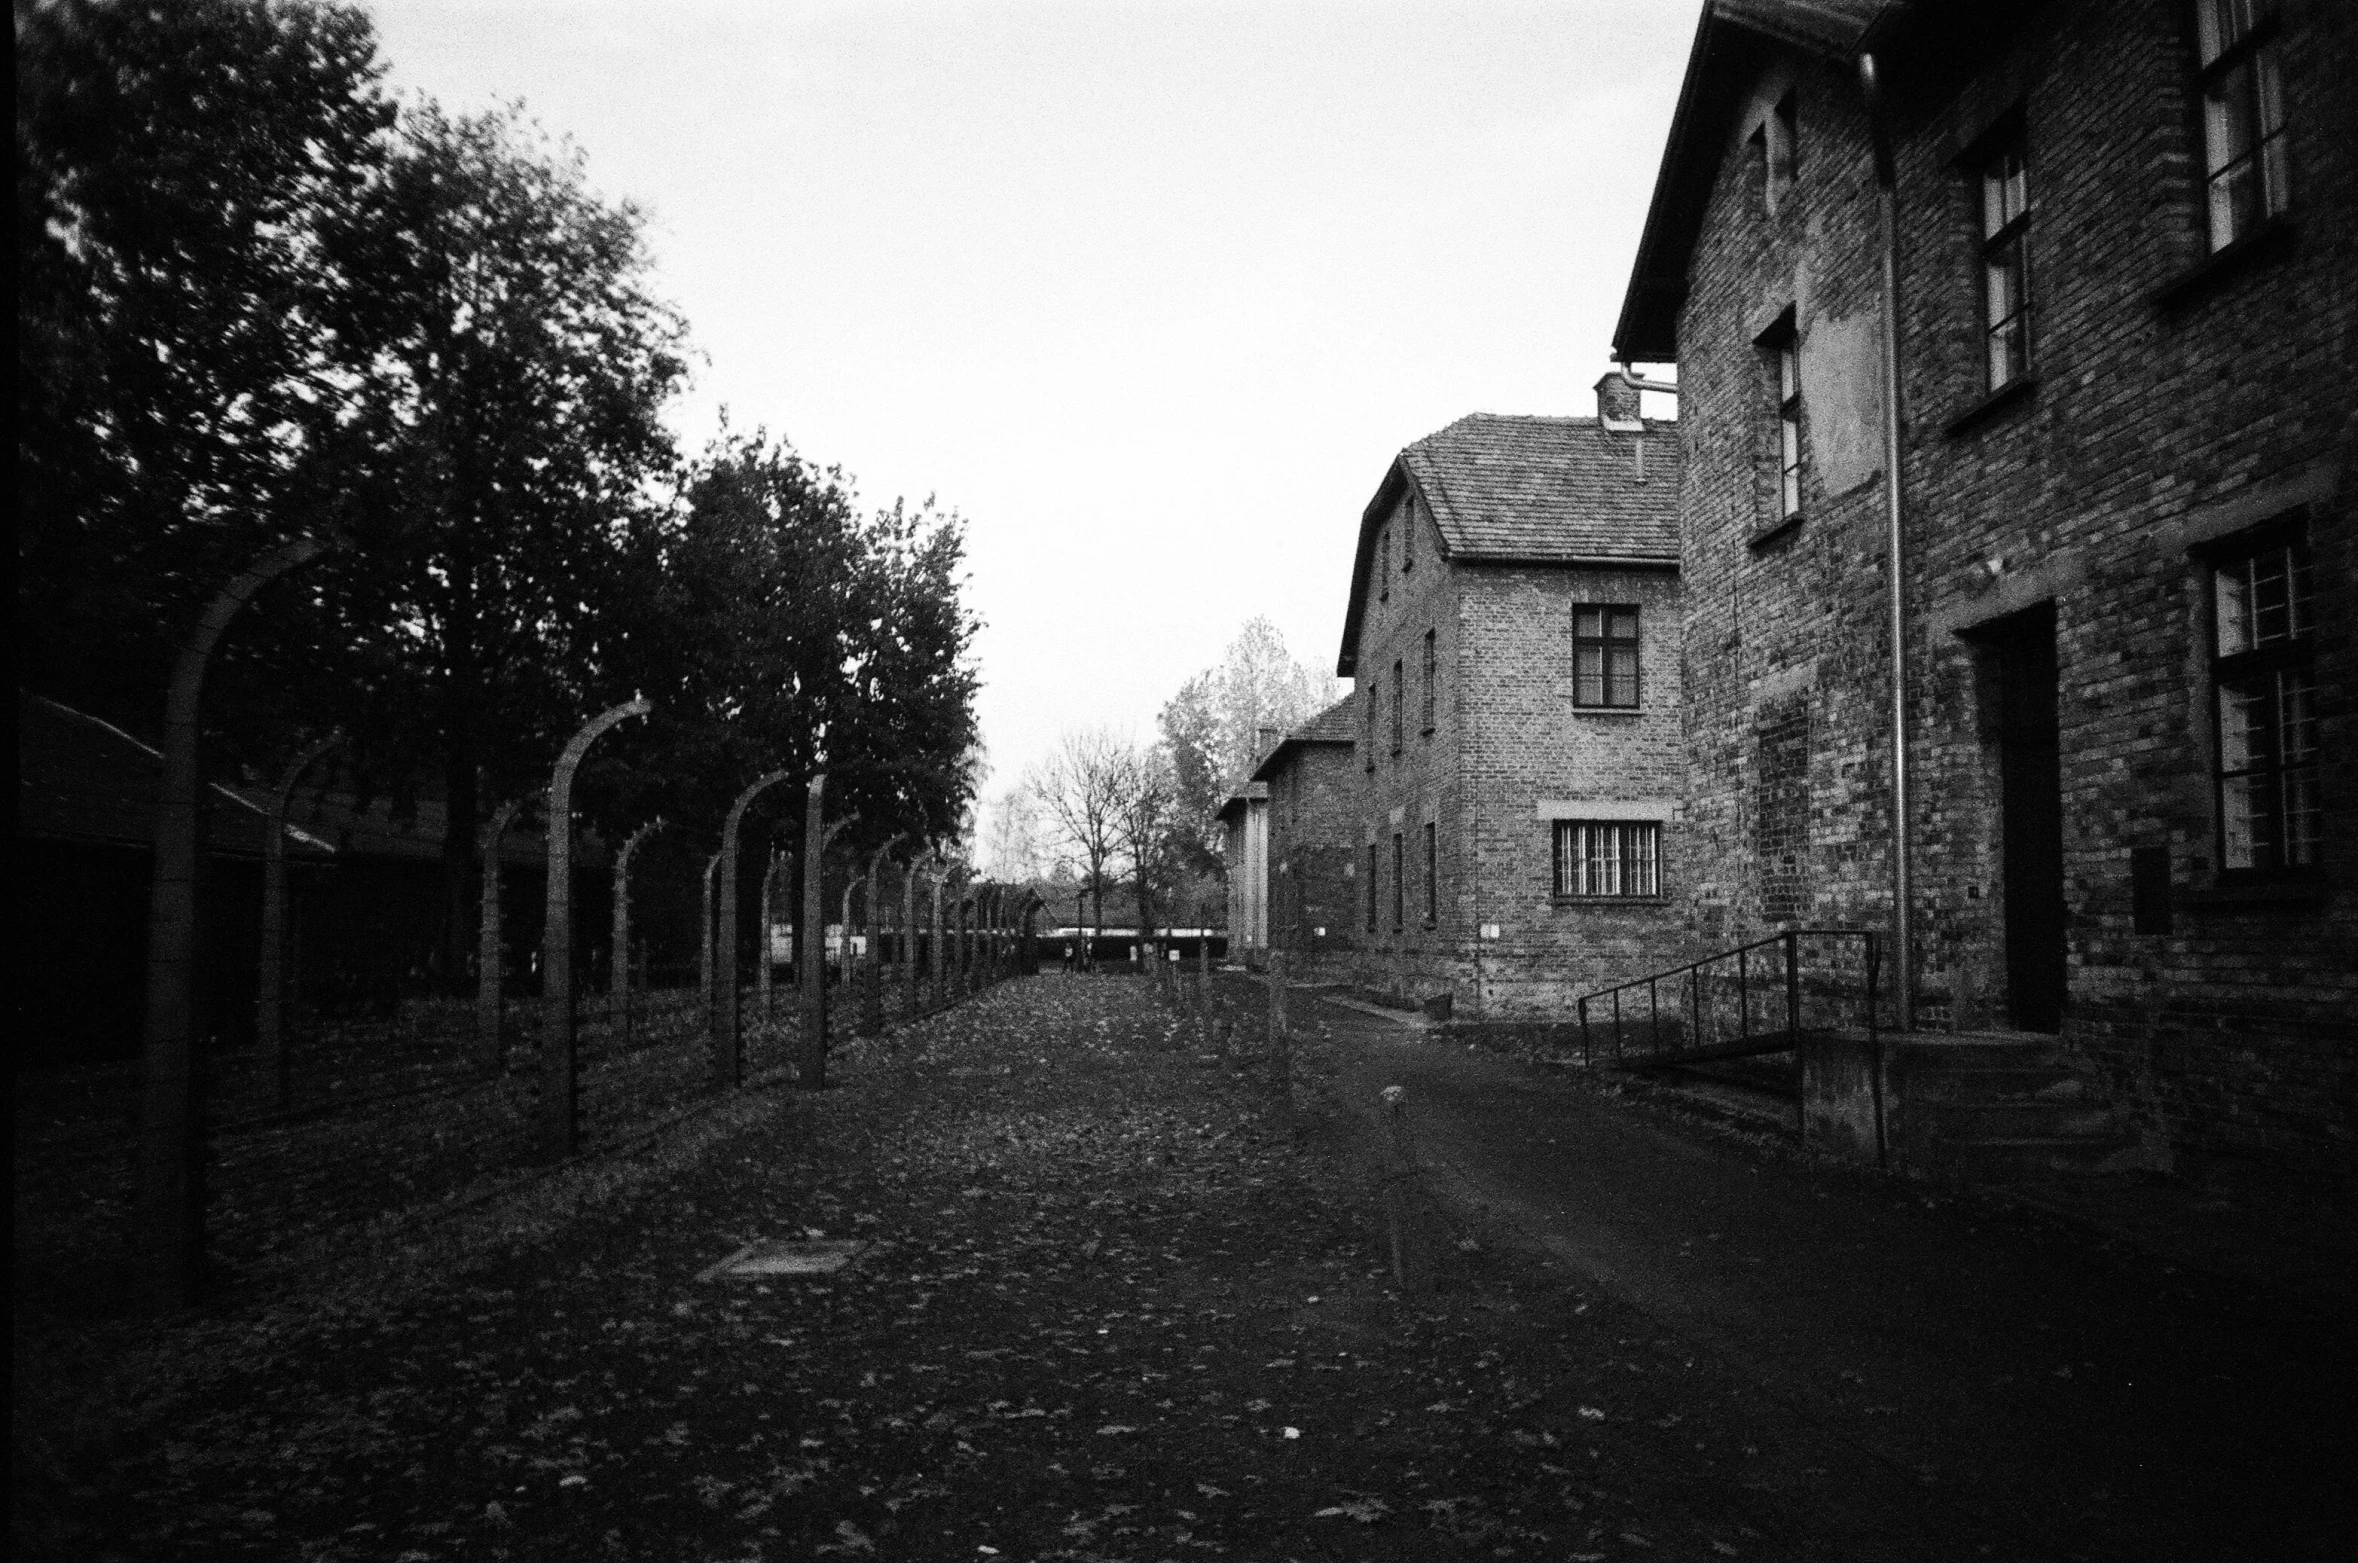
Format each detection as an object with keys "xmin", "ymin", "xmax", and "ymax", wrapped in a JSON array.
[{"xmin": 1860, "ymin": 50, "xmax": 1915, "ymax": 1032}]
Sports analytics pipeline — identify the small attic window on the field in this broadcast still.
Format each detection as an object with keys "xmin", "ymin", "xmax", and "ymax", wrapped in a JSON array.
[
  {"xmin": 1402, "ymin": 495, "xmax": 1416, "ymax": 571},
  {"xmin": 1378, "ymin": 523, "xmax": 1390, "ymax": 599}
]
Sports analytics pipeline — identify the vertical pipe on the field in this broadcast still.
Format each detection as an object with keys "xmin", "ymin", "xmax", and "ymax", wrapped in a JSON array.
[
  {"xmin": 1861, "ymin": 50, "xmax": 1916, "ymax": 1032},
  {"xmin": 1785, "ymin": 929, "xmax": 1802, "ymax": 1043}
]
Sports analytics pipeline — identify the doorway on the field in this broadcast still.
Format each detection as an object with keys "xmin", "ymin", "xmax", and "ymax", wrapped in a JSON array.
[{"xmin": 1988, "ymin": 604, "xmax": 2066, "ymax": 1032}]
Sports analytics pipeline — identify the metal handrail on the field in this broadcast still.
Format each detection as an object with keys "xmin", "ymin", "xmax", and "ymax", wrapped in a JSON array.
[{"xmin": 1576, "ymin": 927, "xmax": 1880, "ymax": 1070}]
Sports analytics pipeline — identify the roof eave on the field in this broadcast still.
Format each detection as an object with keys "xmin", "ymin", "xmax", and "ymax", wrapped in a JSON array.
[
  {"xmin": 1612, "ymin": 1, "xmax": 1880, "ymax": 364},
  {"xmin": 1336, "ymin": 459, "xmax": 1413, "ymax": 678}
]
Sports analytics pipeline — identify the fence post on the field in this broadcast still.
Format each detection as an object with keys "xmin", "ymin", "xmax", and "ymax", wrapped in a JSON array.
[
  {"xmin": 715, "ymin": 768, "xmax": 792, "ymax": 1091},
  {"xmin": 1380, "ymin": 1085, "xmax": 1432, "ymax": 1292},
  {"xmin": 698, "ymin": 850, "xmax": 719, "ymax": 1034},
  {"xmin": 542, "ymin": 697, "xmax": 652, "ymax": 1159},
  {"xmin": 866, "ymin": 836, "xmax": 907, "ymax": 1033},
  {"xmin": 135, "ymin": 534, "xmax": 331, "ymax": 1309},
  {"xmin": 901, "ymin": 858, "xmax": 920, "ymax": 1021},
  {"xmin": 757, "ymin": 847, "xmax": 783, "ymax": 1026},
  {"xmin": 259, "ymin": 729, "xmax": 342, "ymax": 1110},
  {"xmin": 611, "ymin": 817, "xmax": 666, "ymax": 999},
  {"xmin": 1269, "ymin": 949, "xmax": 1292, "ymax": 1121},
  {"xmin": 798, "ymin": 785, "xmax": 858, "ymax": 1088},
  {"xmin": 477, "ymin": 797, "xmax": 528, "ymax": 1074}
]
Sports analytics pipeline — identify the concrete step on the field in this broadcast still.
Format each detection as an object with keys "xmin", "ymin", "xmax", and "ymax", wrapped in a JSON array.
[
  {"xmin": 1926, "ymin": 1133, "xmax": 2143, "ymax": 1181},
  {"xmin": 1914, "ymin": 1097, "xmax": 2124, "ymax": 1141},
  {"xmin": 1908, "ymin": 1065, "xmax": 2089, "ymax": 1102}
]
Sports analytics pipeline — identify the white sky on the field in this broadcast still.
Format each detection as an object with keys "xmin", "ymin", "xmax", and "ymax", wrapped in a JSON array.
[{"xmin": 364, "ymin": 0, "xmax": 1693, "ymax": 806}]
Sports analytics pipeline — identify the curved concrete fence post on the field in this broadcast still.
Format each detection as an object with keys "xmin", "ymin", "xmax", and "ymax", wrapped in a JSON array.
[
  {"xmin": 798, "ymin": 779, "xmax": 859, "ymax": 1088},
  {"xmin": 542, "ymin": 697, "xmax": 652, "ymax": 1159},
  {"xmin": 259, "ymin": 728, "xmax": 343, "ymax": 1110},
  {"xmin": 136, "ymin": 533, "xmax": 331, "ymax": 1309},
  {"xmin": 698, "ymin": 850, "xmax": 720, "ymax": 1032},
  {"xmin": 715, "ymin": 768, "xmax": 792, "ymax": 1090},
  {"xmin": 865, "ymin": 835, "xmax": 907, "ymax": 1033},
  {"xmin": 611, "ymin": 818, "xmax": 668, "ymax": 998}
]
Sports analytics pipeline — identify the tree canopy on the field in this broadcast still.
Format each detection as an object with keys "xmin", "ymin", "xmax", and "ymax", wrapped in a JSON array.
[{"xmin": 16, "ymin": 0, "xmax": 983, "ymax": 985}]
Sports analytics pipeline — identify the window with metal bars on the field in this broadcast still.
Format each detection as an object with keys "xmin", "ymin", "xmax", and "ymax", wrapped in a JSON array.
[
  {"xmin": 1364, "ymin": 676, "xmax": 1377, "ymax": 771},
  {"xmin": 2194, "ymin": 0, "xmax": 2289, "ymax": 253},
  {"xmin": 2210, "ymin": 526, "xmax": 2317, "ymax": 873},
  {"xmin": 1975, "ymin": 128, "xmax": 2033, "ymax": 391},
  {"xmin": 1574, "ymin": 606, "xmax": 1640, "ymax": 709},
  {"xmin": 1552, "ymin": 821, "xmax": 1663, "ymax": 899},
  {"xmin": 1366, "ymin": 841, "xmax": 1379, "ymax": 931}
]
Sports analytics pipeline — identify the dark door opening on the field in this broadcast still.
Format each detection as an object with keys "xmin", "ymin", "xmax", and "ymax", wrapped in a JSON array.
[{"xmin": 1991, "ymin": 604, "xmax": 2066, "ymax": 1032}]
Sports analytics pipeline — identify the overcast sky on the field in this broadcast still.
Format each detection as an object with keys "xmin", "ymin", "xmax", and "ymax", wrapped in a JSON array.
[{"xmin": 364, "ymin": 0, "xmax": 1693, "ymax": 810}]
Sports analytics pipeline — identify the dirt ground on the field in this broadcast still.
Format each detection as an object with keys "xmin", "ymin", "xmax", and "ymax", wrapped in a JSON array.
[{"xmin": 13, "ymin": 972, "xmax": 2345, "ymax": 1561}]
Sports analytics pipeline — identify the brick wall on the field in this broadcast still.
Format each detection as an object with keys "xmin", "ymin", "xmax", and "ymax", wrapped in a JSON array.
[
  {"xmin": 1337, "ymin": 482, "xmax": 1689, "ymax": 1018},
  {"xmin": 1663, "ymin": 0, "xmax": 2357, "ymax": 1168}
]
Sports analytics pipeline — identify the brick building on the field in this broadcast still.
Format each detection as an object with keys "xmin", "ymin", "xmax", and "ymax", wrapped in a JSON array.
[
  {"xmin": 1615, "ymin": 0, "xmax": 2355, "ymax": 1167},
  {"xmin": 1332, "ymin": 380, "xmax": 1687, "ymax": 1017},
  {"xmin": 1249, "ymin": 698, "xmax": 1360, "ymax": 972}
]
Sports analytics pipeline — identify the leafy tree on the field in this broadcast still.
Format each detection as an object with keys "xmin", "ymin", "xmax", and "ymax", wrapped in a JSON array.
[
  {"xmin": 309, "ymin": 100, "xmax": 691, "ymax": 981},
  {"xmin": 15, "ymin": 0, "xmax": 393, "ymax": 733},
  {"xmin": 622, "ymin": 431, "xmax": 981, "ymax": 880},
  {"xmin": 1159, "ymin": 617, "xmax": 1341, "ymax": 873}
]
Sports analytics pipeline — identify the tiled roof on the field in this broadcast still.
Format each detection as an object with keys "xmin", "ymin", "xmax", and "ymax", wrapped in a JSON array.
[
  {"xmin": 1403, "ymin": 413, "xmax": 1681, "ymax": 565},
  {"xmin": 1337, "ymin": 412, "xmax": 1680, "ymax": 674},
  {"xmin": 1249, "ymin": 696, "xmax": 1360, "ymax": 783}
]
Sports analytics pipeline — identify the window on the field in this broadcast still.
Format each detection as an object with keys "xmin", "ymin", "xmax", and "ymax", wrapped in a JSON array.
[
  {"xmin": 2195, "ymin": 0, "xmax": 2289, "ymax": 252},
  {"xmin": 1975, "ymin": 128, "xmax": 2033, "ymax": 390},
  {"xmin": 2210, "ymin": 528, "xmax": 2316, "ymax": 873},
  {"xmin": 1421, "ymin": 628, "xmax": 1437, "ymax": 732},
  {"xmin": 1391, "ymin": 659, "xmax": 1404, "ymax": 756},
  {"xmin": 1392, "ymin": 832, "xmax": 1405, "ymax": 932},
  {"xmin": 1366, "ymin": 841, "xmax": 1379, "ymax": 931},
  {"xmin": 1378, "ymin": 524, "xmax": 1391, "ymax": 600},
  {"xmin": 1402, "ymin": 496, "xmax": 1416, "ymax": 572},
  {"xmin": 1775, "ymin": 334, "xmax": 1802, "ymax": 518},
  {"xmin": 1553, "ymin": 821, "xmax": 1663, "ymax": 899},
  {"xmin": 1422, "ymin": 822, "xmax": 1437, "ymax": 927},
  {"xmin": 1574, "ymin": 606, "xmax": 1641, "ymax": 708},
  {"xmin": 1364, "ymin": 676, "xmax": 1377, "ymax": 770},
  {"xmin": 1772, "ymin": 92, "xmax": 1798, "ymax": 201}
]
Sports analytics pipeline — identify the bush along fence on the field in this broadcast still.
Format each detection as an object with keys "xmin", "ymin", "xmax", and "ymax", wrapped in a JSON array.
[{"xmin": 49, "ymin": 546, "xmax": 1039, "ymax": 1313}]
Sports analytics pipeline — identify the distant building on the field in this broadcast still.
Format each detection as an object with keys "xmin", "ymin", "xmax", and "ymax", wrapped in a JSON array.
[
  {"xmin": 1249, "ymin": 698, "xmax": 1359, "ymax": 974},
  {"xmin": 1615, "ymin": 0, "xmax": 2356, "ymax": 1166},
  {"xmin": 1215, "ymin": 780, "xmax": 1268, "ymax": 966},
  {"xmin": 1333, "ymin": 376, "xmax": 1687, "ymax": 1017}
]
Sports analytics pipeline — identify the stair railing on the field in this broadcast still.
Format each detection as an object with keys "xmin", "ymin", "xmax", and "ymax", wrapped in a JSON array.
[{"xmin": 1576, "ymin": 928, "xmax": 1880, "ymax": 1070}]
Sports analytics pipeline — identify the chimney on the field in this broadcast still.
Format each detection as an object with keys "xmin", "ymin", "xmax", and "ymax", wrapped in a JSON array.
[
  {"xmin": 1256, "ymin": 724, "xmax": 1279, "ymax": 752},
  {"xmin": 1594, "ymin": 367, "xmax": 1643, "ymax": 425}
]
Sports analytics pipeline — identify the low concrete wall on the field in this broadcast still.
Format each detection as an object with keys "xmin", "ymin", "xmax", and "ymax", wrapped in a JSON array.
[{"xmin": 1801, "ymin": 1030, "xmax": 1888, "ymax": 1168}]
